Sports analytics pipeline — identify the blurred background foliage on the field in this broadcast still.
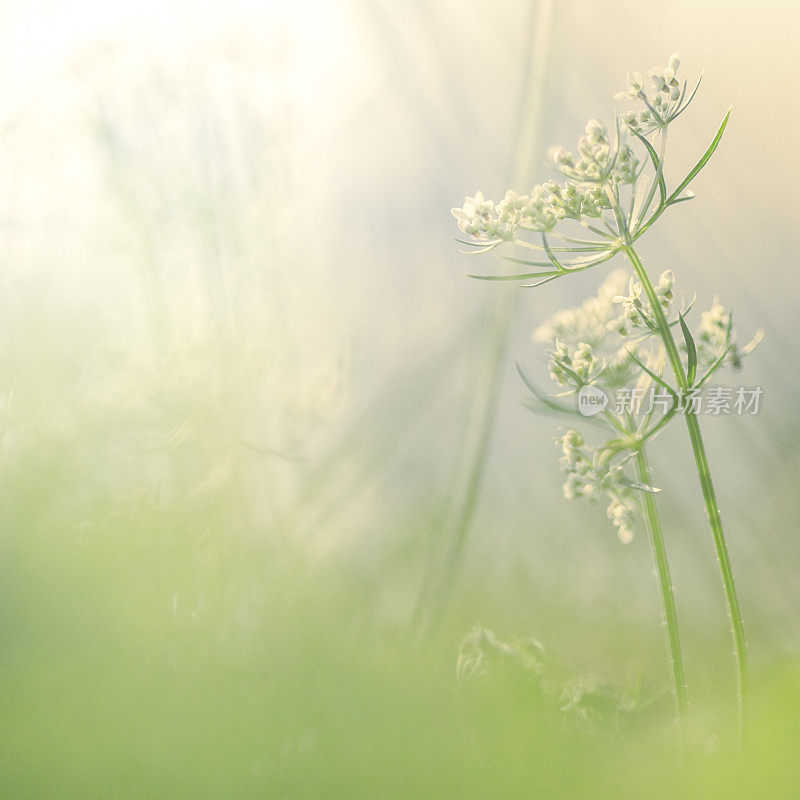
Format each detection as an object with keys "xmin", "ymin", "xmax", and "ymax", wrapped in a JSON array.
[{"xmin": 1, "ymin": 0, "xmax": 799, "ymax": 796}]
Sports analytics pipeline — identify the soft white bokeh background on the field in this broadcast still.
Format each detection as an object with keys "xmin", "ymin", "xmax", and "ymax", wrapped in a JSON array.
[{"xmin": 1, "ymin": 0, "xmax": 797, "ymax": 680}]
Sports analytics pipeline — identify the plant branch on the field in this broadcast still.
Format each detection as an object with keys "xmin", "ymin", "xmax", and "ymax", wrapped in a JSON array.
[{"xmin": 634, "ymin": 445, "xmax": 689, "ymax": 753}]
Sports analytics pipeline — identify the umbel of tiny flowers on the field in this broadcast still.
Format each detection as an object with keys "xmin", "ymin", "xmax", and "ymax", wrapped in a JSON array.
[
  {"xmin": 616, "ymin": 53, "xmax": 702, "ymax": 135},
  {"xmin": 557, "ymin": 427, "xmax": 638, "ymax": 544},
  {"xmin": 533, "ymin": 268, "xmax": 680, "ymax": 391},
  {"xmin": 524, "ymin": 267, "xmax": 760, "ymax": 545},
  {"xmin": 450, "ymin": 53, "xmax": 718, "ymax": 277},
  {"xmin": 526, "ymin": 269, "xmax": 685, "ymax": 544},
  {"xmin": 548, "ymin": 118, "xmax": 639, "ymax": 185}
]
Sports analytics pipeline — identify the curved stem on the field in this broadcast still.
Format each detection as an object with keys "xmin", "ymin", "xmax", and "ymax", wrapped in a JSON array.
[
  {"xmin": 634, "ymin": 446, "xmax": 688, "ymax": 751},
  {"xmin": 622, "ymin": 243, "xmax": 748, "ymax": 743}
]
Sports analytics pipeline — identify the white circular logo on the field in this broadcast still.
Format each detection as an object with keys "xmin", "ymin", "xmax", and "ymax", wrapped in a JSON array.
[{"xmin": 577, "ymin": 385, "xmax": 608, "ymax": 416}]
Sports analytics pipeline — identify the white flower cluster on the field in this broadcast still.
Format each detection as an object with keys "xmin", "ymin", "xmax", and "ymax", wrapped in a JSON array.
[
  {"xmin": 607, "ymin": 497, "xmax": 637, "ymax": 544},
  {"xmin": 696, "ymin": 298, "xmax": 741, "ymax": 369},
  {"xmin": 558, "ymin": 429, "xmax": 637, "ymax": 543},
  {"xmin": 535, "ymin": 270, "xmax": 628, "ymax": 347},
  {"xmin": 541, "ymin": 180, "xmax": 610, "ymax": 221},
  {"xmin": 548, "ymin": 339, "xmax": 601, "ymax": 386},
  {"xmin": 452, "ymin": 118, "xmax": 645, "ymax": 242},
  {"xmin": 610, "ymin": 269, "xmax": 674, "ymax": 333},
  {"xmin": 548, "ymin": 119, "xmax": 638, "ymax": 185},
  {"xmin": 534, "ymin": 269, "xmax": 664, "ymax": 390},
  {"xmin": 452, "ymin": 187, "xmax": 556, "ymax": 241},
  {"xmin": 616, "ymin": 53, "xmax": 687, "ymax": 134}
]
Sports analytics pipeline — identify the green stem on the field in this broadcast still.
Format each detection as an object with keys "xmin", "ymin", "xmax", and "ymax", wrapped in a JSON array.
[
  {"xmin": 623, "ymin": 243, "xmax": 748, "ymax": 742},
  {"xmin": 634, "ymin": 446, "xmax": 688, "ymax": 750},
  {"xmin": 684, "ymin": 410, "xmax": 749, "ymax": 739}
]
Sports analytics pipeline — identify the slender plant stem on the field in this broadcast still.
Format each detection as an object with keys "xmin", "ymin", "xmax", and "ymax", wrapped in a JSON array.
[
  {"xmin": 634, "ymin": 445, "xmax": 688, "ymax": 750},
  {"xmin": 684, "ymin": 410, "xmax": 749, "ymax": 738},
  {"xmin": 622, "ymin": 243, "xmax": 748, "ymax": 742},
  {"xmin": 412, "ymin": 0, "xmax": 555, "ymax": 634}
]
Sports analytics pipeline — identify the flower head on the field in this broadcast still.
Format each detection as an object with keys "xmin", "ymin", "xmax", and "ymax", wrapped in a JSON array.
[
  {"xmin": 557, "ymin": 429, "xmax": 638, "ymax": 542},
  {"xmin": 451, "ymin": 191, "xmax": 508, "ymax": 241},
  {"xmin": 695, "ymin": 297, "xmax": 740, "ymax": 368},
  {"xmin": 535, "ymin": 269, "xmax": 664, "ymax": 391},
  {"xmin": 548, "ymin": 118, "xmax": 638, "ymax": 185},
  {"xmin": 451, "ymin": 186, "xmax": 559, "ymax": 242},
  {"xmin": 616, "ymin": 53, "xmax": 697, "ymax": 134}
]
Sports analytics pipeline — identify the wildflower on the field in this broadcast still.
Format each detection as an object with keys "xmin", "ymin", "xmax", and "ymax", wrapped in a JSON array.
[
  {"xmin": 497, "ymin": 188, "xmax": 557, "ymax": 234},
  {"xmin": 543, "ymin": 180, "xmax": 610, "ymax": 221},
  {"xmin": 451, "ymin": 191, "xmax": 510, "ymax": 241},
  {"xmin": 536, "ymin": 270, "xmax": 664, "ymax": 391},
  {"xmin": 696, "ymin": 297, "xmax": 740, "ymax": 368},
  {"xmin": 548, "ymin": 119, "xmax": 638, "ymax": 186},
  {"xmin": 546, "ymin": 337, "xmax": 604, "ymax": 389},
  {"xmin": 625, "ymin": 71, "xmax": 643, "ymax": 95},
  {"xmin": 548, "ymin": 338, "xmax": 574, "ymax": 387},
  {"xmin": 572, "ymin": 342, "xmax": 599, "ymax": 382},
  {"xmin": 654, "ymin": 269, "xmax": 674, "ymax": 309},
  {"xmin": 607, "ymin": 496, "xmax": 636, "ymax": 543},
  {"xmin": 521, "ymin": 184, "xmax": 559, "ymax": 231},
  {"xmin": 612, "ymin": 276, "xmax": 646, "ymax": 326},
  {"xmin": 616, "ymin": 53, "xmax": 695, "ymax": 134},
  {"xmin": 535, "ymin": 270, "xmax": 629, "ymax": 347},
  {"xmin": 610, "ymin": 269, "xmax": 675, "ymax": 330},
  {"xmin": 557, "ymin": 429, "xmax": 638, "ymax": 542},
  {"xmin": 451, "ymin": 185, "xmax": 560, "ymax": 242}
]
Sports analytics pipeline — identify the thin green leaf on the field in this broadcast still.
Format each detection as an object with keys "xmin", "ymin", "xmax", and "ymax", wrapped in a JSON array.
[
  {"xmin": 635, "ymin": 107, "xmax": 730, "ymax": 238},
  {"xmin": 634, "ymin": 131, "xmax": 666, "ymax": 207},
  {"xmin": 468, "ymin": 269, "xmax": 561, "ymax": 282},
  {"xmin": 501, "ymin": 255, "xmax": 558, "ymax": 267},
  {"xmin": 517, "ymin": 363, "xmax": 581, "ymax": 416},
  {"xmin": 523, "ymin": 274, "xmax": 566, "ymax": 289},
  {"xmin": 641, "ymin": 406, "xmax": 679, "ymax": 443},
  {"xmin": 670, "ymin": 74, "xmax": 703, "ymax": 124},
  {"xmin": 457, "ymin": 241, "xmax": 502, "ymax": 255},
  {"xmin": 681, "ymin": 293, "xmax": 698, "ymax": 316},
  {"xmin": 549, "ymin": 355, "xmax": 584, "ymax": 386},
  {"xmin": 515, "ymin": 237, "xmax": 609, "ymax": 252},
  {"xmin": 695, "ymin": 348, "xmax": 731, "ymax": 388},
  {"xmin": 667, "ymin": 107, "xmax": 731, "ymax": 204},
  {"xmin": 678, "ymin": 312, "xmax": 698, "ymax": 385},
  {"xmin": 625, "ymin": 349, "xmax": 678, "ymax": 399},
  {"xmin": 521, "ymin": 398, "xmax": 608, "ymax": 429},
  {"xmin": 455, "ymin": 237, "xmax": 500, "ymax": 248},
  {"xmin": 516, "ymin": 362, "xmax": 613, "ymax": 428},
  {"xmin": 564, "ymin": 247, "xmax": 622, "ymax": 273},
  {"xmin": 541, "ymin": 233, "xmax": 566, "ymax": 272}
]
